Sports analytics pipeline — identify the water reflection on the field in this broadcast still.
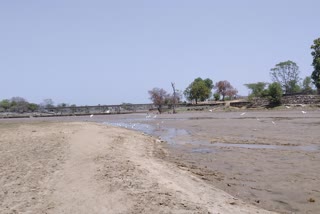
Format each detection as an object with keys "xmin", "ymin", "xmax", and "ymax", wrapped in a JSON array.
[
  {"xmin": 103, "ymin": 121, "xmax": 189, "ymax": 145},
  {"xmin": 103, "ymin": 121, "xmax": 319, "ymax": 152}
]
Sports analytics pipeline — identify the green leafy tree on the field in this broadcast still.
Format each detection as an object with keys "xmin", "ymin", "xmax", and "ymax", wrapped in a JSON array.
[
  {"xmin": 244, "ymin": 82, "xmax": 268, "ymax": 98},
  {"xmin": 184, "ymin": 78, "xmax": 213, "ymax": 104},
  {"xmin": 213, "ymin": 93, "xmax": 220, "ymax": 101},
  {"xmin": 270, "ymin": 60, "xmax": 301, "ymax": 94},
  {"xmin": 0, "ymin": 99, "xmax": 11, "ymax": 111},
  {"xmin": 1, "ymin": 98, "xmax": 39, "ymax": 112},
  {"xmin": 302, "ymin": 76, "xmax": 313, "ymax": 94},
  {"xmin": 203, "ymin": 78, "xmax": 214, "ymax": 90},
  {"xmin": 288, "ymin": 80, "xmax": 301, "ymax": 93},
  {"xmin": 267, "ymin": 82, "xmax": 283, "ymax": 105},
  {"xmin": 311, "ymin": 37, "xmax": 320, "ymax": 94},
  {"xmin": 215, "ymin": 80, "xmax": 238, "ymax": 101}
]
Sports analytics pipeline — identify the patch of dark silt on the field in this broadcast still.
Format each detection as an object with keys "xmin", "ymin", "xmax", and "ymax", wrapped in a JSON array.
[
  {"xmin": 211, "ymin": 142, "xmax": 320, "ymax": 151},
  {"xmin": 191, "ymin": 148, "xmax": 215, "ymax": 154}
]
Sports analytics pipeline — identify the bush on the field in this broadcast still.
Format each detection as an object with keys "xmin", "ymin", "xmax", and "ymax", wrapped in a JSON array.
[
  {"xmin": 213, "ymin": 93, "xmax": 220, "ymax": 101},
  {"xmin": 267, "ymin": 82, "xmax": 283, "ymax": 105},
  {"xmin": 28, "ymin": 103, "xmax": 39, "ymax": 112}
]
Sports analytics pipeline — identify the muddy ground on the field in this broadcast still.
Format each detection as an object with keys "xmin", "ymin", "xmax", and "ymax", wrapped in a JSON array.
[
  {"xmin": 88, "ymin": 108, "xmax": 320, "ymax": 213},
  {"xmin": 146, "ymin": 109, "xmax": 320, "ymax": 214},
  {"xmin": 1, "ymin": 108, "xmax": 319, "ymax": 213}
]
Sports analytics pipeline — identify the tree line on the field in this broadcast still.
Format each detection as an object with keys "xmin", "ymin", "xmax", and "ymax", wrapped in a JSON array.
[
  {"xmin": 149, "ymin": 78, "xmax": 239, "ymax": 113},
  {"xmin": 149, "ymin": 37, "xmax": 320, "ymax": 109},
  {"xmin": 245, "ymin": 37, "xmax": 320, "ymax": 105},
  {"xmin": 0, "ymin": 98, "xmax": 76, "ymax": 113}
]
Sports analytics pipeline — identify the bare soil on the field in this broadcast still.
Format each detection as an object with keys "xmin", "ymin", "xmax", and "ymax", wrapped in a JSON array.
[{"xmin": 0, "ymin": 121, "xmax": 271, "ymax": 214}]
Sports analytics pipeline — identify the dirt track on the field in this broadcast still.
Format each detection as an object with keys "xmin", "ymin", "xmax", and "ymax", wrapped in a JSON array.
[{"xmin": 0, "ymin": 121, "xmax": 272, "ymax": 214}]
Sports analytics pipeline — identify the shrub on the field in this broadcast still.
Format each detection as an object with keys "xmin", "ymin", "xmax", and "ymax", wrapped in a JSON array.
[
  {"xmin": 267, "ymin": 82, "xmax": 283, "ymax": 105},
  {"xmin": 213, "ymin": 93, "xmax": 220, "ymax": 101}
]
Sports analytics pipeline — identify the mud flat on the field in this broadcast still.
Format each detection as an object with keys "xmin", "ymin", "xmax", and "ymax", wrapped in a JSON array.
[
  {"xmin": 80, "ymin": 109, "xmax": 320, "ymax": 213},
  {"xmin": 141, "ymin": 110, "xmax": 320, "ymax": 214},
  {"xmin": 0, "ymin": 121, "xmax": 271, "ymax": 214}
]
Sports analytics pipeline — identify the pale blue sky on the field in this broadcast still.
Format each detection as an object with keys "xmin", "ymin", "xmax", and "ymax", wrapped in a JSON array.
[{"xmin": 1, "ymin": 0, "xmax": 319, "ymax": 105}]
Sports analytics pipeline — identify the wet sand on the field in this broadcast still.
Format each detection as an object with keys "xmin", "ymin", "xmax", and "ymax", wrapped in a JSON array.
[
  {"xmin": 1, "ymin": 108, "xmax": 319, "ymax": 213},
  {"xmin": 88, "ymin": 109, "xmax": 320, "ymax": 213},
  {"xmin": 143, "ymin": 110, "xmax": 320, "ymax": 214}
]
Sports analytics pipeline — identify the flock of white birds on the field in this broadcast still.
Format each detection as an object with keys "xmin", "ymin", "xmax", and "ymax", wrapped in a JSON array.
[
  {"xmin": 88, "ymin": 105, "xmax": 309, "ymax": 129},
  {"xmin": 206, "ymin": 105, "xmax": 308, "ymax": 126}
]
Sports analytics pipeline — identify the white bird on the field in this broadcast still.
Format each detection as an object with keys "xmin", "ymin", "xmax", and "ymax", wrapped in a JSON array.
[
  {"xmin": 209, "ymin": 109, "xmax": 213, "ymax": 112},
  {"xmin": 90, "ymin": 114, "xmax": 94, "ymax": 118},
  {"xmin": 302, "ymin": 111, "xmax": 307, "ymax": 114},
  {"xmin": 285, "ymin": 106, "xmax": 291, "ymax": 109},
  {"xmin": 240, "ymin": 112, "xmax": 246, "ymax": 116},
  {"xmin": 153, "ymin": 115, "xmax": 157, "ymax": 118},
  {"xmin": 106, "ymin": 110, "xmax": 110, "ymax": 114},
  {"xmin": 272, "ymin": 121, "xmax": 276, "ymax": 125}
]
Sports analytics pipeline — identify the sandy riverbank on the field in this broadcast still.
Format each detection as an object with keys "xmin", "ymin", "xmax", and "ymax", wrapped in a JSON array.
[{"xmin": 0, "ymin": 121, "xmax": 272, "ymax": 214}]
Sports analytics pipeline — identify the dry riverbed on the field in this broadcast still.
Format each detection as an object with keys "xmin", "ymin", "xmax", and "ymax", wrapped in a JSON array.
[{"xmin": 0, "ymin": 121, "xmax": 271, "ymax": 214}]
